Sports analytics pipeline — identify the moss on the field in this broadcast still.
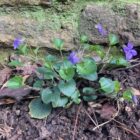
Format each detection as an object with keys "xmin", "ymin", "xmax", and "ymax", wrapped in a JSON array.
[{"xmin": 0, "ymin": 0, "xmax": 139, "ymax": 31}]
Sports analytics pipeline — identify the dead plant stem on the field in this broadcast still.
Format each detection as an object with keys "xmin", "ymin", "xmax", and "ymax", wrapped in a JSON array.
[{"xmin": 72, "ymin": 104, "xmax": 82, "ymax": 140}]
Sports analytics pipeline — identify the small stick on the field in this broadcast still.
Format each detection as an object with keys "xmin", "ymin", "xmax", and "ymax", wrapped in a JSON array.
[
  {"xmin": 93, "ymin": 110, "xmax": 99, "ymax": 126},
  {"xmin": 92, "ymin": 100, "xmax": 120, "ymax": 131},
  {"xmin": 113, "ymin": 119, "xmax": 140, "ymax": 138},
  {"xmin": 84, "ymin": 108, "xmax": 98, "ymax": 127},
  {"xmin": 117, "ymin": 125, "xmax": 140, "ymax": 139},
  {"xmin": 72, "ymin": 104, "xmax": 82, "ymax": 140},
  {"xmin": 116, "ymin": 62, "xmax": 140, "ymax": 71}
]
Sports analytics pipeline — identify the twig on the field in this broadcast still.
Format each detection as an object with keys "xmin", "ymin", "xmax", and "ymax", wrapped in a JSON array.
[
  {"xmin": 116, "ymin": 62, "xmax": 140, "ymax": 71},
  {"xmin": 72, "ymin": 104, "xmax": 82, "ymax": 140},
  {"xmin": 117, "ymin": 125, "xmax": 140, "ymax": 138},
  {"xmin": 92, "ymin": 100, "xmax": 120, "ymax": 131},
  {"xmin": 84, "ymin": 108, "xmax": 98, "ymax": 128},
  {"xmin": 113, "ymin": 119, "xmax": 140, "ymax": 139},
  {"xmin": 93, "ymin": 110, "xmax": 99, "ymax": 126}
]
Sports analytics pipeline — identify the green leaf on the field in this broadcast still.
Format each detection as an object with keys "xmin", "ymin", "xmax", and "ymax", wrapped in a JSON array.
[
  {"xmin": 117, "ymin": 57, "xmax": 128, "ymax": 66},
  {"xmin": 29, "ymin": 98, "xmax": 52, "ymax": 119},
  {"xmin": 76, "ymin": 58, "xmax": 97, "ymax": 75},
  {"xmin": 37, "ymin": 67, "xmax": 55, "ymax": 80},
  {"xmin": 41, "ymin": 87, "xmax": 68, "ymax": 108},
  {"xmin": 58, "ymin": 79, "xmax": 76, "ymax": 97},
  {"xmin": 52, "ymin": 97, "xmax": 68, "ymax": 108},
  {"xmin": 33, "ymin": 80, "xmax": 43, "ymax": 88},
  {"xmin": 53, "ymin": 61, "xmax": 63, "ymax": 71},
  {"xmin": 99, "ymin": 77, "xmax": 115, "ymax": 94},
  {"xmin": 53, "ymin": 38, "xmax": 64, "ymax": 50},
  {"xmin": 71, "ymin": 92, "xmax": 81, "ymax": 104},
  {"xmin": 82, "ymin": 72, "xmax": 98, "ymax": 81},
  {"xmin": 44, "ymin": 55, "xmax": 58, "ymax": 69},
  {"xmin": 45, "ymin": 54, "xmax": 57, "ymax": 63},
  {"xmin": 109, "ymin": 34, "xmax": 119, "ymax": 46},
  {"xmin": 7, "ymin": 76, "xmax": 23, "ymax": 89},
  {"xmin": 83, "ymin": 96, "xmax": 97, "ymax": 102},
  {"xmin": 82, "ymin": 87, "xmax": 97, "ymax": 102},
  {"xmin": 110, "ymin": 57, "xmax": 128, "ymax": 67},
  {"xmin": 83, "ymin": 87, "xmax": 95, "ymax": 95},
  {"xmin": 41, "ymin": 88, "xmax": 60, "ymax": 104},
  {"xmin": 18, "ymin": 44, "xmax": 28, "ymax": 55},
  {"xmin": 89, "ymin": 45, "xmax": 105, "ymax": 58},
  {"xmin": 123, "ymin": 90, "xmax": 132, "ymax": 101},
  {"xmin": 8, "ymin": 60, "xmax": 23, "ymax": 67},
  {"xmin": 80, "ymin": 35, "xmax": 88, "ymax": 43},
  {"xmin": 59, "ymin": 65, "xmax": 75, "ymax": 80},
  {"xmin": 114, "ymin": 81, "xmax": 120, "ymax": 92},
  {"xmin": 71, "ymin": 90, "xmax": 81, "ymax": 104}
]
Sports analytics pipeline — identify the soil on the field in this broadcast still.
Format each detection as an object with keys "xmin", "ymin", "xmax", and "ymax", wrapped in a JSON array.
[{"xmin": 0, "ymin": 63, "xmax": 139, "ymax": 140}]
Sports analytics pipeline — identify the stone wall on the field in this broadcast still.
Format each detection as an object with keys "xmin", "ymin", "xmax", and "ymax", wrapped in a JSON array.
[
  {"xmin": 0, "ymin": 0, "xmax": 140, "ymax": 55},
  {"xmin": 79, "ymin": 3, "xmax": 140, "ymax": 46},
  {"xmin": 0, "ymin": 0, "xmax": 76, "ymax": 51}
]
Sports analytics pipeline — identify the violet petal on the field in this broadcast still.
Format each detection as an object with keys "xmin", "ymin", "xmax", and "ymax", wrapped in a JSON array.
[
  {"xmin": 131, "ymin": 49, "xmax": 137, "ymax": 56},
  {"xmin": 127, "ymin": 42, "xmax": 133, "ymax": 49},
  {"xmin": 126, "ymin": 52, "xmax": 133, "ymax": 60}
]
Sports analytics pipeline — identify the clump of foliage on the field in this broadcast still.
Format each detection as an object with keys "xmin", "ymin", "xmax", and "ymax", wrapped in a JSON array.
[{"xmin": 5, "ymin": 23, "xmax": 138, "ymax": 119}]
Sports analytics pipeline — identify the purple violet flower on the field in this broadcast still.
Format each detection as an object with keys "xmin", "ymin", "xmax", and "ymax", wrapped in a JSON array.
[
  {"xmin": 123, "ymin": 42, "xmax": 137, "ymax": 60},
  {"xmin": 68, "ymin": 51, "xmax": 80, "ymax": 65},
  {"xmin": 95, "ymin": 23, "xmax": 107, "ymax": 36},
  {"xmin": 132, "ymin": 95, "xmax": 138, "ymax": 105},
  {"xmin": 13, "ymin": 38, "xmax": 23, "ymax": 49}
]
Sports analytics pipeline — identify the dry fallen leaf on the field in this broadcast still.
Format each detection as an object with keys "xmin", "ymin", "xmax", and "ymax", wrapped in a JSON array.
[
  {"xmin": 100, "ymin": 104, "xmax": 117, "ymax": 120},
  {"xmin": 16, "ymin": 64, "xmax": 37, "ymax": 76},
  {"xmin": 131, "ymin": 87, "xmax": 140, "ymax": 96},
  {"xmin": 0, "ymin": 87, "xmax": 31, "ymax": 101},
  {"xmin": 0, "ymin": 98, "xmax": 15, "ymax": 105},
  {"xmin": 0, "ymin": 68, "xmax": 12, "ymax": 85}
]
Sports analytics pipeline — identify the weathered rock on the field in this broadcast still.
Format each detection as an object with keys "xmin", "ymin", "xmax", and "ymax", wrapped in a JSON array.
[
  {"xmin": 79, "ymin": 3, "xmax": 140, "ymax": 46},
  {"xmin": 0, "ymin": 0, "xmax": 51, "ymax": 6},
  {"xmin": 0, "ymin": 2, "xmax": 76, "ymax": 51}
]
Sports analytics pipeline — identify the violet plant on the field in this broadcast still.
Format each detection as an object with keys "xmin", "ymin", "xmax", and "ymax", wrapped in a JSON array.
[{"xmin": 5, "ymin": 24, "xmax": 138, "ymax": 119}]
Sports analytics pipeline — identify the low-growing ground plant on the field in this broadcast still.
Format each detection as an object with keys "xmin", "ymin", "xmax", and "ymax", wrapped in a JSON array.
[{"xmin": 5, "ymin": 23, "xmax": 138, "ymax": 119}]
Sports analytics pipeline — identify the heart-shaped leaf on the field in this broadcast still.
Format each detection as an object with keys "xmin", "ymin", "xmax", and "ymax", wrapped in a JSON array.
[
  {"xmin": 59, "ymin": 61, "xmax": 75, "ymax": 81},
  {"xmin": 8, "ymin": 60, "xmax": 23, "ymax": 67},
  {"xmin": 37, "ymin": 67, "xmax": 55, "ymax": 80},
  {"xmin": 33, "ymin": 80, "xmax": 43, "ymax": 88},
  {"xmin": 71, "ymin": 90, "xmax": 81, "ymax": 104},
  {"xmin": 76, "ymin": 58, "xmax": 97, "ymax": 75},
  {"xmin": 44, "ymin": 55, "xmax": 58, "ymax": 68},
  {"xmin": 123, "ymin": 90, "xmax": 132, "ymax": 101},
  {"xmin": 29, "ymin": 98, "xmax": 52, "ymax": 119},
  {"xmin": 82, "ymin": 87, "xmax": 97, "ymax": 102},
  {"xmin": 41, "ymin": 88, "xmax": 60, "ymax": 105},
  {"xmin": 58, "ymin": 79, "xmax": 76, "ymax": 97},
  {"xmin": 53, "ymin": 38, "xmax": 64, "ymax": 50},
  {"xmin": 52, "ymin": 97, "xmax": 68, "ymax": 108},
  {"xmin": 109, "ymin": 34, "xmax": 119, "ymax": 46},
  {"xmin": 99, "ymin": 77, "xmax": 115, "ymax": 94},
  {"xmin": 82, "ymin": 72, "xmax": 98, "ymax": 81}
]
